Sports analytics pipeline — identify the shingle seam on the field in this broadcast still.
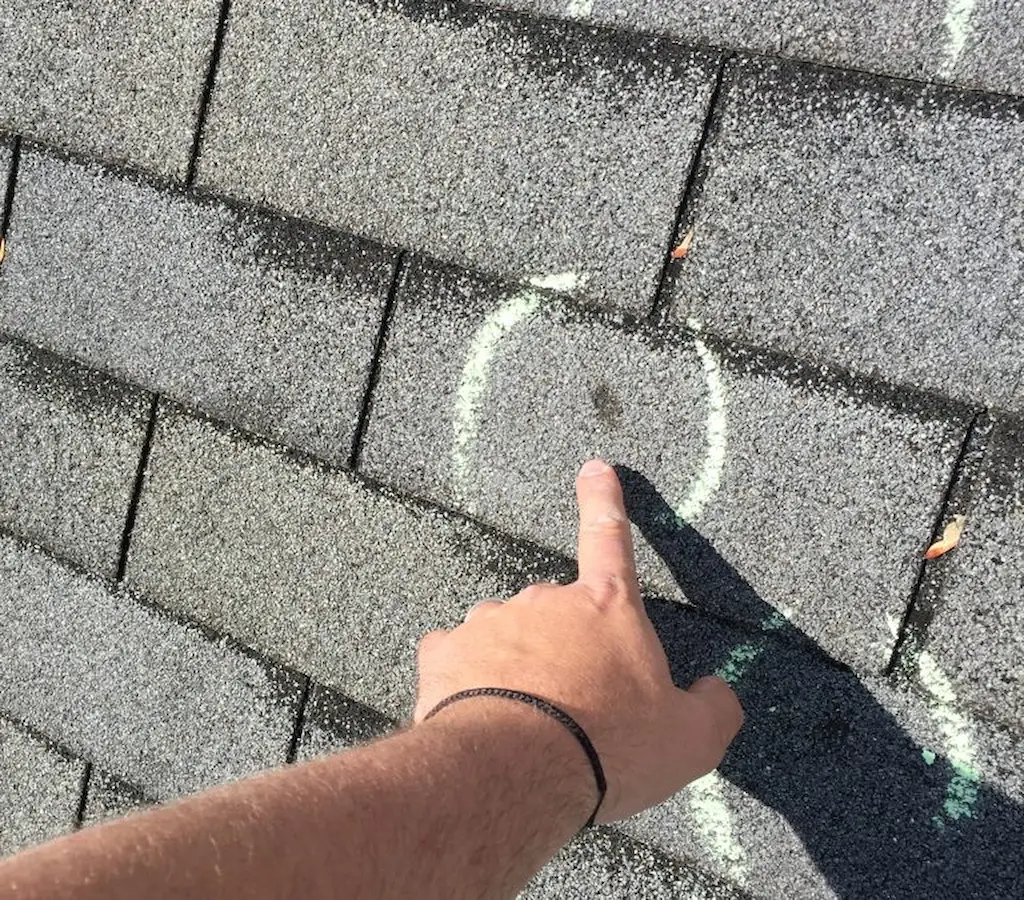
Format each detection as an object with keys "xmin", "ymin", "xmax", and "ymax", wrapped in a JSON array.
[
  {"xmin": 0, "ymin": 710, "xmax": 81, "ymax": 769},
  {"xmin": 349, "ymin": 251, "xmax": 407, "ymax": 471},
  {"xmin": 648, "ymin": 52, "xmax": 732, "ymax": 322},
  {"xmin": 284, "ymin": 676, "xmax": 312, "ymax": 765},
  {"xmin": 186, "ymin": 0, "xmax": 233, "ymax": 188},
  {"xmin": 114, "ymin": 394, "xmax": 160, "ymax": 585},
  {"xmin": 72, "ymin": 763, "xmax": 92, "ymax": 830},
  {"xmin": 1, "ymin": 136, "xmax": 21, "ymax": 242},
  {"xmin": 885, "ymin": 410, "xmax": 990, "ymax": 678}
]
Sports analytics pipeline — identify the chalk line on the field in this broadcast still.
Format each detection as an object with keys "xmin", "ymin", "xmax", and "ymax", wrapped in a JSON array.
[{"xmin": 938, "ymin": 0, "xmax": 977, "ymax": 79}]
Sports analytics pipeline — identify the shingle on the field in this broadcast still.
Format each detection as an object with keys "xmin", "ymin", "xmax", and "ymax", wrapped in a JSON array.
[
  {"xmin": 525, "ymin": 828, "xmax": 748, "ymax": 900},
  {"xmin": 297, "ymin": 684, "xmax": 396, "ymax": 762},
  {"xmin": 924, "ymin": 416, "xmax": 1024, "ymax": 733},
  {"xmin": 0, "ymin": 0, "xmax": 220, "ymax": 179},
  {"xmin": 0, "ymin": 717, "xmax": 83, "ymax": 857},
  {"xmin": 488, "ymin": 0, "xmax": 1024, "ymax": 96},
  {"xmin": 359, "ymin": 258, "xmax": 968, "ymax": 674},
  {"xmin": 0, "ymin": 535, "xmax": 302, "ymax": 800},
  {"xmin": 0, "ymin": 337, "xmax": 151, "ymax": 578},
  {"xmin": 124, "ymin": 404, "xmax": 571, "ymax": 719},
  {"xmin": 81, "ymin": 770, "xmax": 152, "ymax": 828},
  {"xmin": 0, "ymin": 140, "xmax": 11, "ymax": 212},
  {"xmin": 626, "ymin": 597, "xmax": 1024, "ymax": 899},
  {"xmin": 0, "ymin": 148, "xmax": 393, "ymax": 464},
  {"xmin": 197, "ymin": 0, "xmax": 719, "ymax": 314},
  {"xmin": 669, "ymin": 57, "xmax": 1024, "ymax": 412}
]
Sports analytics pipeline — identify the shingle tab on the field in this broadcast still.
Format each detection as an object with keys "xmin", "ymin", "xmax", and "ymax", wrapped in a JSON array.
[
  {"xmin": 197, "ymin": 0, "xmax": 719, "ymax": 313},
  {"xmin": 0, "ymin": 717, "xmax": 83, "ymax": 857},
  {"xmin": 0, "ymin": 535, "xmax": 302, "ymax": 800},
  {"xmin": 669, "ymin": 57, "xmax": 1024, "ymax": 412},
  {"xmin": 81, "ymin": 770, "xmax": 152, "ymax": 828},
  {"xmin": 125, "ymin": 405, "xmax": 570, "ymax": 719},
  {"xmin": 359, "ymin": 258, "xmax": 968, "ymax": 674},
  {"xmin": 626, "ymin": 598, "xmax": 1024, "ymax": 899},
  {"xmin": 925, "ymin": 416, "xmax": 1024, "ymax": 733},
  {"xmin": 0, "ymin": 0, "xmax": 220, "ymax": 179},
  {"xmin": 0, "ymin": 337, "xmax": 151, "ymax": 578},
  {"xmin": 0, "ymin": 148, "xmax": 393, "ymax": 464},
  {"xmin": 488, "ymin": 0, "xmax": 1024, "ymax": 97},
  {"xmin": 297, "ymin": 685, "xmax": 396, "ymax": 762}
]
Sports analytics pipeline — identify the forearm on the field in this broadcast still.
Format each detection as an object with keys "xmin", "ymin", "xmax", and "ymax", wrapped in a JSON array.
[{"xmin": 0, "ymin": 698, "xmax": 594, "ymax": 900}]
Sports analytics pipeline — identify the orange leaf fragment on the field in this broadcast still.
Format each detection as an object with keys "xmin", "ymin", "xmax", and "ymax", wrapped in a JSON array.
[
  {"xmin": 925, "ymin": 515, "xmax": 965, "ymax": 560},
  {"xmin": 0, "ymin": 237, "xmax": 5, "ymax": 266},
  {"xmin": 671, "ymin": 227, "xmax": 695, "ymax": 260}
]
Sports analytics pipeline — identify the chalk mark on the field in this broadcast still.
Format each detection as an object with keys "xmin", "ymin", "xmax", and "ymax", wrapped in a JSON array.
[{"xmin": 938, "ymin": 0, "xmax": 977, "ymax": 79}]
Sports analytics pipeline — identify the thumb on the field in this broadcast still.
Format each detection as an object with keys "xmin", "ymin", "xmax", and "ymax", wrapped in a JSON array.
[{"xmin": 669, "ymin": 676, "xmax": 744, "ymax": 780}]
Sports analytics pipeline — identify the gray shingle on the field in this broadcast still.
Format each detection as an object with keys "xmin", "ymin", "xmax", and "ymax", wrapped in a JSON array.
[
  {"xmin": 0, "ymin": 148, "xmax": 393, "ymax": 464},
  {"xmin": 197, "ymin": 0, "xmax": 718, "ymax": 313},
  {"xmin": 0, "ymin": 535, "xmax": 302, "ymax": 800},
  {"xmin": 627, "ymin": 600, "xmax": 1024, "ymax": 898},
  {"xmin": 0, "ymin": 140, "xmax": 11, "ymax": 213},
  {"xmin": 0, "ymin": 0, "xmax": 220, "ymax": 179},
  {"xmin": 0, "ymin": 717, "xmax": 83, "ymax": 857},
  {"xmin": 0, "ymin": 337, "xmax": 151, "ymax": 578},
  {"xmin": 669, "ymin": 57, "xmax": 1024, "ymax": 412},
  {"xmin": 359, "ymin": 258, "xmax": 968, "ymax": 675},
  {"xmin": 124, "ymin": 404, "xmax": 570, "ymax": 719},
  {"xmin": 488, "ymin": 0, "xmax": 1024, "ymax": 96},
  {"xmin": 81, "ymin": 770, "xmax": 152, "ymax": 828},
  {"xmin": 524, "ymin": 828, "xmax": 748, "ymax": 900},
  {"xmin": 924, "ymin": 416, "xmax": 1024, "ymax": 733},
  {"xmin": 297, "ymin": 685, "xmax": 396, "ymax": 762}
]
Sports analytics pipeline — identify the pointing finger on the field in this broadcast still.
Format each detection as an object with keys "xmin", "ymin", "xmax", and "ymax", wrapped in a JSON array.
[{"xmin": 575, "ymin": 459, "xmax": 639, "ymax": 598}]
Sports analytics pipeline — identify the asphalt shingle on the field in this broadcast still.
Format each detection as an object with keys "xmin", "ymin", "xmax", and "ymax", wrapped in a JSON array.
[
  {"xmin": 0, "ymin": 717, "xmax": 83, "ymax": 857},
  {"xmin": 924, "ymin": 416, "xmax": 1024, "ymax": 733},
  {"xmin": 81, "ymin": 770, "xmax": 152, "ymax": 828},
  {"xmin": 125, "ymin": 404, "xmax": 570, "ymax": 720},
  {"xmin": 0, "ymin": 0, "xmax": 220, "ymax": 179},
  {"xmin": 0, "ymin": 337, "xmax": 151, "ymax": 578},
  {"xmin": 488, "ymin": 0, "xmax": 1024, "ymax": 96},
  {"xmin": 0, "ymin": 534, "xmax": 302, "ymax": 800},
  {"xmin": 297, "ymin": 685, "xmax": 396, "ymax": 762},
  {"xmin": 197, "ymin": 0, "xmax": 718, "ymax": 313},
  {"xmin": 1, "ymin": 139, "xmax": 11, "ymax": 214},
  {"xmin": 0, "ymin": 148, "xmax": 393, "ymax": 464},
  {"xmin": 669, "ymin": 57, "xmax": 1024, "ymax": 412},
  {"xmin": 359, "ymin": 258, "xmax": 968, "ymax": 674},
  {"xmin": 627, "ymin": 597, "xmax": 1024, "ymax": 899}
]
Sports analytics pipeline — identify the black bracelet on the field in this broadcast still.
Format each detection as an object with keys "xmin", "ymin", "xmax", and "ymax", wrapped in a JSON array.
[{"xmin": 423, "ymin": 687, "xmax": 607, "ymax": 828}]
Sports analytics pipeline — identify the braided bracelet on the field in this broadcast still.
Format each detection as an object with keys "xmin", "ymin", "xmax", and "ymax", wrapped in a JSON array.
[{"xmin": 423, "ymin": 687, "xmax": 607, "ymax": 828}]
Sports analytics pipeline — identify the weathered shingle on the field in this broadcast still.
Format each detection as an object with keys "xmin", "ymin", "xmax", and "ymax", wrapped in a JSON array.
[
  {"xmin": 0, "ymin": 148, "xmax": 393, "ymax": 464},
  {"xmin": 0, "ymin": 337, "xmax": 151, "ymax": 578},
  {"xmin": 925, "ymin": 416, "xmax": 1024, "ymax": 733},
  {"xmin": 81, "ymin": 770, "xmax": 152, "ymax": 828},
  {"xmin": 359, "ymin": 257, "xmax": 968, "ymax": 674},
  {"xmin": 0, "ymin": 0, "xmax": 221, "ymax": 178},
  {"xmin": 625, "ymin": 598, "xmax": 1024, "ymax": 898},
  {"xmin": 0, "ymin": 535, "xmax": 302, "ymax": 800},
  {"xmin": 124, "ymin": 404, "xmax": 570, "ymax": 719},
  {"xmin": 488, "ymin": 0, "xmax": 1024, "ymax": 96},
  {"xmin": 197, "ymin": 0, "xmax": 719, "ymax": 313},
  {"xmin": 0, "ymin": 717, "xmax": 83, "ymax": 857},
  {"xmin": 669, "ymin": 57, "xmax": 1024, "ymax": 412}
]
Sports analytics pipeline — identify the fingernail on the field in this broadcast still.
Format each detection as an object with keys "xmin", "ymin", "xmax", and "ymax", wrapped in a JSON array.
[{"xmin": 579, "ymin": 459, "xmax": 609, "ymax": 477}]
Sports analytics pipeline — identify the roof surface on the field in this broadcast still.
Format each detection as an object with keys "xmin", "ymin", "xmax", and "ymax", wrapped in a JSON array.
[{"xmin": 0, "ymin": 1, "xmax": 1021, "ymax": 897}]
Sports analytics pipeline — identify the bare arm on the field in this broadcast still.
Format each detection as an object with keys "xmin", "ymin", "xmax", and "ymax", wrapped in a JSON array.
[{"xmin": 0, "ymin": 460, "xmax": 742, "ymax": 900}]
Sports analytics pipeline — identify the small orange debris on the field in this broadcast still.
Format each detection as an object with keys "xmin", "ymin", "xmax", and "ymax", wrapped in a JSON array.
[
  {"xmin": 671, "ymin": 227, "xmax": 695, "ymax": 260},
  {"xmin": 925, "ymin": 515, "xmax": 965, "ymax": 560},
  {"xmin": 0, "ymin": 237, "xmax": 5, "ymax": 266}
]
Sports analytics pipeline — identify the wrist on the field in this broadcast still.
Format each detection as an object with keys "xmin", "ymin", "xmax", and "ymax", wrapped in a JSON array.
[{"xmin": 419, "ymin": 692, "xmax": 597, "ymax": 832}]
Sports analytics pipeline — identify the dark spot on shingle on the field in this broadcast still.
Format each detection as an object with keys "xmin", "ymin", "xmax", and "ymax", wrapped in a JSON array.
[{"xmin": 591, "ymin": 380, "xmax": 623, "ymax": 428}]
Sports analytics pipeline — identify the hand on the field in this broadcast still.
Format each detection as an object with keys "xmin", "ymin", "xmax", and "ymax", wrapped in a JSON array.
[{"xmin": 414, "ymin": 459, "xmax": 743, "ymax": 823}]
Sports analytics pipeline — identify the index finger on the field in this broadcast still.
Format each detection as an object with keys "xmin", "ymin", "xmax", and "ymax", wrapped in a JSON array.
[{"xmin": 575, "ymin": 459, "xmax": 639, "ymax": 596}]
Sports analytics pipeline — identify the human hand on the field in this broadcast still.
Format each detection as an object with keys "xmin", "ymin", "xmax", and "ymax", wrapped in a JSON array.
[{"xmin": 413, "ymin": 459, "xmax": 743, "ymax": 823}]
